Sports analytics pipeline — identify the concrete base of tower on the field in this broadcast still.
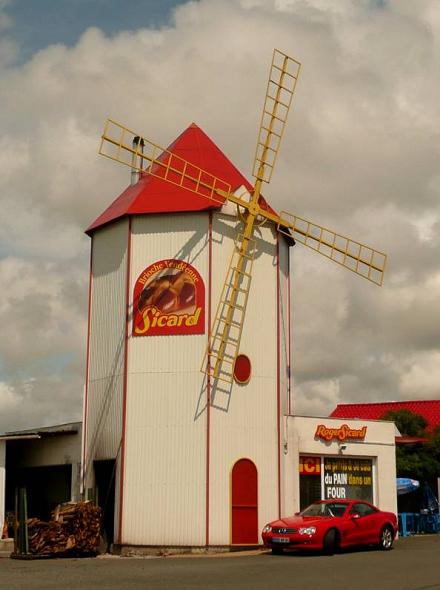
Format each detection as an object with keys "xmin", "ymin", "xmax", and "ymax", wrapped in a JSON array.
[{"xmin": 111, "ymin": 544, "xmax": 264, "ymax": 558}]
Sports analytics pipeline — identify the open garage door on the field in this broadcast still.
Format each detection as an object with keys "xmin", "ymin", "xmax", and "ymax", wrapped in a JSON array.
[{"xmin": 6, "ymin": 465, "xmax": 72, "ymax": 521}]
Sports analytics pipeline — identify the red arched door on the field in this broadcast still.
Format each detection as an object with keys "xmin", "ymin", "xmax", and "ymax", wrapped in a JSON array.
[{"xmin": 231, "ymin": 459, "xmax": 258, "ymax": 545}]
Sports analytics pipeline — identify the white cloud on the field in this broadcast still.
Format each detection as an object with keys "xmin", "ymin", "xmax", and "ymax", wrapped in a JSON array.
[
  {"xmin": 294, "ymin": 378, "xmax": 342, "ymax": 417},
  {"xmin": 0, "ymin": 381, "xmax": 20, "ymax": 413},
  {"xmin": 399, "ymin": 352, "xmax": 440, "ymax": 399},
  {"xmin": 1, "ymin": 0, "xmax": 440, "ymax": 430}
]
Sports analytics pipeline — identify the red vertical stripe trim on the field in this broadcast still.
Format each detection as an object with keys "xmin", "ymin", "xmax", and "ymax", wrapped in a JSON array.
[
  {"xmin": 288, "ymin": 247, "xmax": 292, "ymax": 415},
  {"xmin": 206, "ymin": 212, "xmax": 212, "ymax": 546},
  {"xmin": 81, "ymin": 240, "xmax": 94, "ymax": 496},
  {"xmin": 276, "ymin": 237, "xmax": 281, "ymax": 518},
  {"xmin": 119, "ymin": 217, "xmax": 132, "ymax": 544}
]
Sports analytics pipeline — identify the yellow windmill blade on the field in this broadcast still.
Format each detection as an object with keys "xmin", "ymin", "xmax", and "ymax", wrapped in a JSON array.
[
  {"xmin": 277, "ymin": 211, "xmax": 387, "ymax": 286},
  {"xmin": 99, "ymin": 119, "xmax": 232, "ymax": 205},
  {"xmin": 203, "ymin": 232, "xmax": 257, "ymax": 383},
  {"xmin": 253, "ymin": 49, "xmax": 301, "ymax": 184},
  {"xmin": 202, "ymin": 50, "xmax": 302, "ymax": 383}
]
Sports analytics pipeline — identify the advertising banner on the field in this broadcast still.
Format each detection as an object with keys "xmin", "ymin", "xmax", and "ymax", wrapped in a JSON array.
[
  {"xmin": 132, "ymin": 259, "xmax": 205, "ymax": 337},
  {"xmin": 323, "ymin": 458, "xmax": 373, "ymax": 502},
  {"xmin": 299, "ymin": 456, "xmax": 321, "ymax": 475}
]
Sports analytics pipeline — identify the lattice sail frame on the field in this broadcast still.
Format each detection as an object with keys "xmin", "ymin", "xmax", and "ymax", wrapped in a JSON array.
[
  {"xmin": 100, "ymin": 119, "xmax": 231, "ymax": 205},
  {"xmin": 253, "ymin": 50, "xmax": 301, "ymax": 183},
  {"xmin": 203, "ymin": 234, "xmax": 256, "ymax": 383},
  {"xmin": 277, "ymin": 212, "xmax": 386, "ymax": 286}
]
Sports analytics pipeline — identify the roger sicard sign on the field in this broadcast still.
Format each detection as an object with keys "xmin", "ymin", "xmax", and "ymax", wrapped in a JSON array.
[{"xmin": 314, "ymin": 424, "xmax": 367, "ymax": 442}]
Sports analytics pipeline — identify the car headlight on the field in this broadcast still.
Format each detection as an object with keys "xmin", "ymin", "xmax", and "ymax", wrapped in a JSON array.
[
  {"xmin": 299, "ymin": 526, "xmax": 316, "ymax": 535},
  {"xmin": 262, "ymin": 525, "xmax": 272, "ymax": 533}
]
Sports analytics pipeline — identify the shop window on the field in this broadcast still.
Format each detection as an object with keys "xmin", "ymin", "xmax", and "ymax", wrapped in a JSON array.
[
  {"xmin": 300, "ymin": 475, "xmax": 322, "ymax": 511},
  {"xmin": 299, "ymin": 456, "xmax": 374, "ymax": 509},
  {"xmin": 323, "ymin": 458, "xmax": 373, "ymax": 503},
  {"xmin": 299, "ymin": 456, "xmax": 321, "ymax": 510}
]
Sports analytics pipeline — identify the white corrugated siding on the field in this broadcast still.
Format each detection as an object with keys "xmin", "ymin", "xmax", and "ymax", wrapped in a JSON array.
[
  {"xmin": 0, "ymin": 441, "xmax": 5, "ymax": 533},
  {"xmin": 86, "ymin": 208, "xmax": 291, "ymax": 546},
  {"xmin": 278, "ymin": 238, "xmax": 290, "ymax": 418},
  {"xmin": 122, "ymin": 214, "xmax": 208, "ymax": 546},
  {"xmin": 85, "ymin": 220, "xmax": 127, "ymax": 476},
  {"xmin": 278, "ymin": 237, "xmax": 291, "ymax": 517},
  {"xmin": 208, "ymin": 213, "xmax": 281, "ymax": 545}
]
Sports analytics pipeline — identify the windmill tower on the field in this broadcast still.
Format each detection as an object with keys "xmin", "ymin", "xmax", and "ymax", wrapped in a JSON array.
[{"xmin": 82, "ymin": 50, "xmax": 386, "ymax": 549}]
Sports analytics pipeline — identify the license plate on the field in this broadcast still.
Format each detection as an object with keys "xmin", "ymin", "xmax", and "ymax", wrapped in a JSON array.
[{"xmin": 272, "ymin": 537, "xmax": 289, "ymax": 543}]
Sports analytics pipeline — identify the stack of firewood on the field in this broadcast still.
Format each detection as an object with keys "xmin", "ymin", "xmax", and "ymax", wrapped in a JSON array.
[{"xmin": 27, "ymin": 501, "xmax": 102, "ymax": 556}]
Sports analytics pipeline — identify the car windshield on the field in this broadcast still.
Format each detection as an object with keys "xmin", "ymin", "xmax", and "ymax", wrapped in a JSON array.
[{"xmin": 300, "ymin": 502, "xmax": 347, "ymax": 518}]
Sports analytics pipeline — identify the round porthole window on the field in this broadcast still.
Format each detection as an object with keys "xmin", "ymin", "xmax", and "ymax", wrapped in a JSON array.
[{"xmin": 233, "ymin": 354, "xmax": 252, "ymax": 384}]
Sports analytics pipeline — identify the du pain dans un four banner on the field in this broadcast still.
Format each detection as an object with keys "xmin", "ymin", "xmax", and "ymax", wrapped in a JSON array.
[{"xmin": 300, "ymin": 456, "xmax": 373, "ymax": 503}]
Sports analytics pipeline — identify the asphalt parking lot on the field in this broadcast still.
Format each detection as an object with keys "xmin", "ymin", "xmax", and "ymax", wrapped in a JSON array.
[{"xmin": 1, "ymin": 536, "xmax": 440, "ymax": 590}]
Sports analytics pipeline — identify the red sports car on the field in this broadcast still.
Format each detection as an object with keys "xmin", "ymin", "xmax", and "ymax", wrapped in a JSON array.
[{"xmin": 262, "ymin": 499, "xmax": 397, "ymax": 555}]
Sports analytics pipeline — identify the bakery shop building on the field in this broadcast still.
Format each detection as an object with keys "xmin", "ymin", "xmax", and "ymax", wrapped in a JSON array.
[
  {"xmin": 289, "ymin": 416, "xmax": 397, "ymax": 513},
  {"xmin": 81, "ymin": 123, "xmax": 397, "ymax": 551}
]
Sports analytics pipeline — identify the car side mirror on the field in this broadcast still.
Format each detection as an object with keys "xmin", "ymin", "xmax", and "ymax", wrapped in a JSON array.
[{"xmin": 351, "ymin": 513, "xmax": 361, "ymax": 520}]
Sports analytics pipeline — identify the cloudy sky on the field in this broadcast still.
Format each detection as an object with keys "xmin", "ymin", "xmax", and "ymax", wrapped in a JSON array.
[{"xmin": 0, "ymin": 0, "xmax": 439, "ymax": 432}]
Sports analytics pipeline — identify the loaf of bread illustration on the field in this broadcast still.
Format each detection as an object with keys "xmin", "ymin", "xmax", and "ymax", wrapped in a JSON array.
[{"xmin": 138, "ymin": 270, "xmax": 196, "ymax": 314}]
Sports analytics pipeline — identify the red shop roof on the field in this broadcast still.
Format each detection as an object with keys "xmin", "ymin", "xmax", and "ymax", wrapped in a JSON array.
[
  {"xmin": 86, "ymin": 123, "xmax": 278, "ymax": 235},
  {"xmin": 330, "ymin": 400, "xmax": 440, "ymax": 432}
]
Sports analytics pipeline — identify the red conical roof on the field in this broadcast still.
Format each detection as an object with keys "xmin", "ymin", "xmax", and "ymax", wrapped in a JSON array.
[{"xmin": 86, "ymin": 123, "xmax": 262, "ymax": 235}]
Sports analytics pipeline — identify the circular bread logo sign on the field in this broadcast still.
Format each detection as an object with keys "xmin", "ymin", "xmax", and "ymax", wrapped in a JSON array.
[{"xmin": 132, "ymin": 259, "xmax": 205, "ymax": 337}]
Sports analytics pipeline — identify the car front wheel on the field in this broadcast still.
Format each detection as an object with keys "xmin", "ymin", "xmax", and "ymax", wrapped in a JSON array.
[
  {"xmin": 323, "ymin": 529, "xmax": 338, "ymax": 555},
  {"xmin": 379, "ymin": 525, "xmax": 394, "ymax": 550}
]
